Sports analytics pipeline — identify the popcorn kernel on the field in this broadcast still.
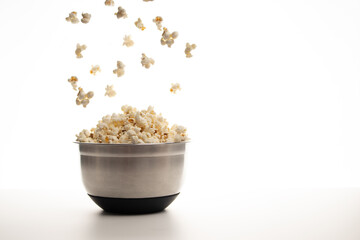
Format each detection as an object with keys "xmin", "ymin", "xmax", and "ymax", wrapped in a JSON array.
[
  {"xmin": 153, "ymin": 16, "xmax": 163, "ymax": 31},
  {"xmin": 90, "ymin": 65, "xmax": 101, "ymax": 75},
  {"xmin": 115, "ymin": 7, "xmax": 128, "ymax": 19},
  {"xmin": 68, "ymin": 76, "xmax": 78, "ymax": 91},
  {"xmin": 123, "ymin": 35, "xmax": 134, "ymax": 47},
  {"xmin": 185, "ymin": 43, "xmax": 197, "ymax": 58},
  {"xmin": 65, "ymin": 11, "xmax": 79, "ymax": 24},
  {"xmin": 161, "ymin": 27, "xmax": 178, "ymax": 48},
  {"xmin": 76, "ymin": 88, "xmax": 94, "ymax": 108},
  {"xmin": 113, "ymin": 61, "xmax": 125, "ymax": 77},
  {"xmin": 75, "ymin": 43, "xmax": 87, "ymax": 58},
  {"xmin": 105, "ymin": 0, "xmax": 114, "ymax": 6},
  {"xmin": 135, "ymin": 18, "xmax": 145, "ymax": 31},
  {"xmin": 170, "ymin": 83, "xmax": 181, "ymax": 94},
  {"xmin": 105, "ymin": 85, "xmax": 116, "ymax": 97},
  {"xmin": 141, "ymin": 53, "xmax": 155, "ymax": 69},
  {"xmin": 81, "ymin": 13, "xmax": 91, "ymax": 24}
]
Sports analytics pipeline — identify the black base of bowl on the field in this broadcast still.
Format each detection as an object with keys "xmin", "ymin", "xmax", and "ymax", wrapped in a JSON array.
[{"xmin": 88, "ymin": 193, "xmax": 180, "ymax": 214}]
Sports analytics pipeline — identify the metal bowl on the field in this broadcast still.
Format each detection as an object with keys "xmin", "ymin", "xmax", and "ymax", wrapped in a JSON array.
[{"xmin": 77, "ymin": 142, "xmax": 188, "ymax": 214}]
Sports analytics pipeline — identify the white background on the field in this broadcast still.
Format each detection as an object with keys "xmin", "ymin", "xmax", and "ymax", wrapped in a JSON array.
[{"xmin": 1, "ymin": 0, "xmax": 360, "ymax": 194}]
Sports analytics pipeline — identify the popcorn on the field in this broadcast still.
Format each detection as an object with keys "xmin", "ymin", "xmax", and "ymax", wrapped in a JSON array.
[
  {"xmin": 68, "ymin": 76, "xmax": 78, "ymax": 91},
  {"xmin": 90, "ymin": 65, "xmax": 101, "ymax": 75},
  {"xmin": 76, "ymin": 105, "xmax": 189, "ymax": 143},
  {"xmin": 153, "ymin": 16, "xmax": 163, "ymax": 31},
  {"xmin": 105, "ymin": 85, "xmax": 116, "ymax": 97},
  {"xmin": 141, "ymin": 53, "xmax": 155, "ymax": 69},
  {"xmin": 81, "ymin": 13, "xmax": 91, "ymax": 24},
  {"xmin": 75, "ymin": 43, "xmax": 87, "ymax": 58},
  {"xmin": 135, "ymin": 18, "xmax": 146, "ymax": 31},
  {"xmin": 104, "ymin": 0, "xmax": 114, "ymax": 6},
  {"xmin": 76, "ymin": 88, "xmax": 94, "ymax": 108},
  {"xmin": 76, "ymin": 129, "xmax": 93, "ymax": 143},
  {"xmin": 115, "ymin": 7, "xmax": 128, "ymax": 19},
  {"xmin": 185, "ymin": 43, "xmax": 197, "ymax": 58},
  {"xmin": 123, "ymin": 35, "xmax": 134, "ymax": 47},
  {"xmin": 160, "ymin": 27, "xmax": 178, "ymax": 48},
  {"xmin": 65, "ymin": 11, "xmax": 79, "ymax": 24},
  {"xmin": 113, "ymin": 61, "xmax": 125, "ymax": 77},
  {"xmin": 170, "ymin": 83, "xmax": 181, "ymax": 94}
]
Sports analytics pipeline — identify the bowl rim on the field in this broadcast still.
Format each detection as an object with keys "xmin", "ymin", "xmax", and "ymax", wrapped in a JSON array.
[{"xmin": 74, "ymin": 141, "xmax": 190, "ymax": 146}]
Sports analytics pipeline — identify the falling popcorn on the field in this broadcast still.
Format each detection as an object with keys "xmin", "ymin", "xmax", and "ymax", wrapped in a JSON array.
[
  {"xmin": 115, "ymin": 7, "xmax": 128, "ymax": 19},
  {"xmin": 76, "ymin": 87, "xmax": 94, "ymax": 108},
  {"xmin": 105, "ymin": 85, "xmax": 117, "ymax": 97},
  {"xmin": 81, "ymin": 13, "xmax": 91, "ymax": 24},
  {"xmin": 185, "ymin": 43, "xmax": 197, "ymax": 58},
  {"xmin": 170, "ymin": 83, "xmax": 181, "ymax": 94},
  {"xmin": 68, "ymin": 76, "xmax": 78, "ymax": 91},
  {"xmin": 65, "ymin": 2, "xmax": 198, "ymax": 118},
  {"xmin": 104, "ymin": 0, "xmax": 114, "ymax": 6},
  {"xmin": 90, "ymin": 65, "xmax": 101, "ymax": 75},
  {"xmin": 135, "ymin": 18, "xmax": 146, "ymax": 31},
  {"xmin": 123, "ymin": 35, "xmax": 134, "ymax": 47},
  {"xmin": 75, "ymin": 43, "xmax": 87, "ymax": 58},
  {"xmin": 141, "ymin": 53, "xmax": 155, "ymax": 69},
  {"xmin": 161, "ymin": 27, "xmax": 178, "ymax": 48},
  {"xmin": 113, "ymin": 61, "xmax": 125, "ymax": 77},
  {"xmin": 65, "ymin": 11, "xmax": 79, "ymax": 24},
  {"xmin": 152, "ymin": 16, "xmax": 163, "ymax": 31}
]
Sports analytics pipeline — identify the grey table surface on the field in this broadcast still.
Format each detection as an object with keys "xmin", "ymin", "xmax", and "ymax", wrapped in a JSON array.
[{"xmin": 0, "ymin": 188, "xmax": 360, "ymax": 240}]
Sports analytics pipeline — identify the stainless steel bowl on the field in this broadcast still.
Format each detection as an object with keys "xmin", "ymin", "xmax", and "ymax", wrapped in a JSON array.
[{"xmin": 77, "ymin": 142, "xmax": 188, "ymax": 214}]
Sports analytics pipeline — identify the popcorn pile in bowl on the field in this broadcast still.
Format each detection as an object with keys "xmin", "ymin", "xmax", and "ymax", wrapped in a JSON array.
[{"xmin": 76, "ymin": 105, "xmax": 189, "ymax": 144}]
